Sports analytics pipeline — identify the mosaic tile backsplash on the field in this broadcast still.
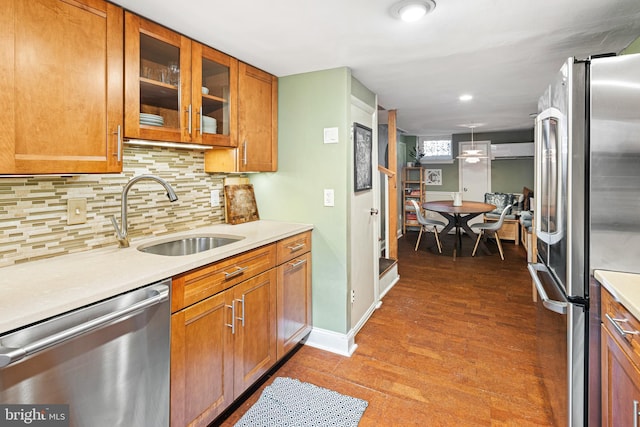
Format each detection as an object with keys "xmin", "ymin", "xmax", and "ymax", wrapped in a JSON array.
[{"xmin": 0, "ymin": 146, "xmax": 229, "ymax": 267}]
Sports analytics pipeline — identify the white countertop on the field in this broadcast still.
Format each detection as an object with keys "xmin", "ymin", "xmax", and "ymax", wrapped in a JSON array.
[
  {"xmin": 595, "ymin": 269, "xmax": 640, "ymax": 320},
  {"xmin": 0, "ymin": 220, "xmax": 313, "ymax": 335}
]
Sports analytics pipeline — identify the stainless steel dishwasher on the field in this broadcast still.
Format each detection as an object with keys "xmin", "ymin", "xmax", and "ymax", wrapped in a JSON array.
[{"xmin": 0, "ymin": 279, "xmax": 171, "ymax": 427}]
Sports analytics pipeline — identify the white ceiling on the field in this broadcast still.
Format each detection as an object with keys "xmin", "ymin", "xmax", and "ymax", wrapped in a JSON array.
[{"xmin": 112, "ymin": 0, "xmax": 640, "ymax": 137}]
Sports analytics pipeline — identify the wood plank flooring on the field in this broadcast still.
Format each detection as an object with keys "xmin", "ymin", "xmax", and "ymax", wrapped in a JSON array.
[{"xmin": 217, "ymin": 232, "xmax": 553, "ymax": 426}]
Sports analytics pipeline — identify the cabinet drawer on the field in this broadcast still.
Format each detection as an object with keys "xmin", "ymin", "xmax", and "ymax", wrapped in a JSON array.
[
  {"xmin": 276, "ymin": 231, "xmax": 311, "ymax": 265},
  {"xmin": 172, "ymin": 244, "xmax": 276, "ymax": 312},
  {"xmin": 602, "ymin": 288, "xmax": 640, "ymax": 368}
]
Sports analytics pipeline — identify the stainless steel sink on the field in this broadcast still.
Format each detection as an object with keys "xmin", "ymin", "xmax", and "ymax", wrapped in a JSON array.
[{"xmin": 137, "ymin": 234, "xmax": 244, "ymax": 256}]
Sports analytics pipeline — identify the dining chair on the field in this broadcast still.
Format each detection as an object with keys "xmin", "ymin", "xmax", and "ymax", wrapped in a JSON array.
[
  {"xmin": 471, "ymin": 203, "xmax": 514, "ymax": 260},
  {"xmin": 409, "ymin": 200, "xmax": 445, "ymax": 253}
]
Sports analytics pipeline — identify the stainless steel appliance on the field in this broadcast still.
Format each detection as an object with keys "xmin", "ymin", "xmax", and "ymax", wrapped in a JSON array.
[
  {"xmin": 529, "ymin": 53, "xmax": 640, "ymax": 426},
  {"xmin": 0, "ymin": 279, "xmax": 171, "ymax": 426}
]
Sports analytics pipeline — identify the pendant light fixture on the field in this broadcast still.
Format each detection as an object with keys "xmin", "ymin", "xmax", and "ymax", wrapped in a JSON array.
[{"xmin": 456, "ymin": 124, "xmax": 488, "ymax": 163}]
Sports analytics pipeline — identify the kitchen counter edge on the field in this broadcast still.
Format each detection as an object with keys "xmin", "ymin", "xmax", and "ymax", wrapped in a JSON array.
[
  {"xmin": 595, "ymin": 269, "xmax": 640, "ymax": 320},
  {"xmin": 0, "ymin": 220, "xmax": 313, "ymax": 335}
]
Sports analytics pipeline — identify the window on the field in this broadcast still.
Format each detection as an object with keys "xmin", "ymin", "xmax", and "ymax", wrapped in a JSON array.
[{"xmin": 418, "ymin": 138, "xmax": 453, "ymax": 163}]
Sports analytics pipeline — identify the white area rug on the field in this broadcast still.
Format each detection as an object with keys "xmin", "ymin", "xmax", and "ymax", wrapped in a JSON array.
[{"xmin": 234, "ymin": 377, "xmax": 368, "ymax": 427}]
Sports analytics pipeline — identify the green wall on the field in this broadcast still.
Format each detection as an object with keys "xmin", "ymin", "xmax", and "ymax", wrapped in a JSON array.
[
  {"xmin": 622, "ymin": 35, "xmax": 640, "ymax": 54},
  {"xmin": 406, "ymin": 128, "xmax": 534, "ymax": 193},
  {"xmin": 250, "ymin": 67, "xmax": 351, "ymax": 334}
]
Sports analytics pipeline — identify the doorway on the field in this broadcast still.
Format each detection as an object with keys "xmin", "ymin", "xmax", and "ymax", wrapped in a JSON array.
[
  {"xmin": 459, "ymin": 140, "xmax": 491, "ymax": 226},
  {"xmin": 350, "ymin": 97, "xmax": 378, "ymax": 331}
]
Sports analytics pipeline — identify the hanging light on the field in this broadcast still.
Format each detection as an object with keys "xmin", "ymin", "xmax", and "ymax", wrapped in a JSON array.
[{"xmin": 456, "ymin": 124, "xmax": 488, "ymax": 163}]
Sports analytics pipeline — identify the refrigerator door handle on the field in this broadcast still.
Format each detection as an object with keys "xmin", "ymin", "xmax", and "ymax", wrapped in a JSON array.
[{"xmin": 528, "ymin": 263, "xmax": 568, "ymax": 314}]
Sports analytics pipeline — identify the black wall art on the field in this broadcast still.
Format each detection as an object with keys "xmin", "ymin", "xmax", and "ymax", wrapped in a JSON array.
[{"xmin": 353, "ymin": 123, "xmax": 372, "ymax": 192}]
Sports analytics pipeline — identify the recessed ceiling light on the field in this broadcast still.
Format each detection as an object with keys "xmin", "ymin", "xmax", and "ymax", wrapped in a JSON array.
[
  {"xmin": 390, "ymin": 0, "xmax": 436, "ymax": 22},
  {"xmin": 459, "ymin": 94, "xmax": 473, "ymax": 102}
]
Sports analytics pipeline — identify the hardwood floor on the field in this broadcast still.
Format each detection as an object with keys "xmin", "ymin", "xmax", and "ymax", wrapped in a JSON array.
[{"xmin": 217, "ymin": 232, "xmax": 553, "ymax": 426}]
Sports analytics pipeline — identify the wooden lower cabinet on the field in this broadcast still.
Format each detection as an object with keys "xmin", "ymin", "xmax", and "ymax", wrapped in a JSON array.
[
  {"xmin": 601, "ymin": 326, "xmax": 640, "ymax": 427},
  {"xmin": 171, "ymin": 232, "xmax": 311, "ymax": 426},
  {"xmin": 171, "ymin": 270, "xmax": 276, "ymax": 427},
  {"xmin": 171, "ymin": 290, "xmax": 234, "ymax": 427},
  {"xmin": 601, "ymin": 287, "xmax": 640, "ymax": 426},
  {"xmin": 232, "ymin": 270, "xmax": 277, "ymax": 397},
  {"xmin": 277, "ymin": 252, "xmax": 312, "ymax": 359}
]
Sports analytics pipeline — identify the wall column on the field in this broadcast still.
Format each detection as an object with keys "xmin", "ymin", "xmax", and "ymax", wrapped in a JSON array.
[{"xmin": 388, "ymin": 110, "xmax": 398, "ymax": 259}]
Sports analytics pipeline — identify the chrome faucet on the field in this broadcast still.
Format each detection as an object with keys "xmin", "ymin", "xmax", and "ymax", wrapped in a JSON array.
[{"xmin": 110, "ymin": 175, "xmax": 178, "ymax": 248}]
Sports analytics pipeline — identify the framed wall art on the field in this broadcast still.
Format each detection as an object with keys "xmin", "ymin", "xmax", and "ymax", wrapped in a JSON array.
[
  {"xmin": 353, "ymin": 122, "xmax": 372, "ymax": 192},
  {"xmin": 425, "ymin": 169, "xmax": 442, "ymax": 185}
]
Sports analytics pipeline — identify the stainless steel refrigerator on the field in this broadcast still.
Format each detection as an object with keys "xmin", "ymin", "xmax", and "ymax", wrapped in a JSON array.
[{"xmin": 528, "ymin": 53, "xmax": 640, "ymax": 426}]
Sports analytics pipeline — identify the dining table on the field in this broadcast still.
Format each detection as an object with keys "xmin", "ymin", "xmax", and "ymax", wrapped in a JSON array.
[{"xmin": 423, "ymin": 200, "xmax": 496, "ymax": 257}]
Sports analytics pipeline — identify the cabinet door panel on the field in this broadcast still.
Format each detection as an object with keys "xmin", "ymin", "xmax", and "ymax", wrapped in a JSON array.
[
  {"xmin": 602, "ymin": 326, "xmax": 640, "ymax": 427},
  {"xmin": 238, "ymin": 62, "xmax": 277, "ymax": 172},
  {"xmin": 233, "ymin": 269, "xmax": 277, "ymax": 397},
  {"xmin": 171, "ymin": 291, "xmax": 234, "ymax": 427},
  {"xmin": 277, "ymin": 252, "xmax": 312, "ymax": 359},
  {"xmin": 192, "ymin": 43, "xmax": 238, "ymax": 147},
  {"xmin": 124, "ymin": 12, "xmax": 191, "ymax": 143},
  {"xmin": 4, "ymin": 0, "xmax": 123, "ymax": 174}
]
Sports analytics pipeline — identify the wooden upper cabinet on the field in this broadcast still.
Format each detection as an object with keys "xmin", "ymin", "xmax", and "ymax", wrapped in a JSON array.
[
  {"xmin": 192, "ymin": 43, "xmax": 238, "ymax": 147},
  {"xmin": 238, "ymin": 62, "xmax": 278, "ymax": 172},
  {"xmin": 124, "ymin": 13, "xmax": 190, "ymax": 144},
  {"xmin": 124, "ymin": 13, "xmax": 238, "ymax": 148},
  {"xmin": 1, "ymin": 0, "xmax": 123, "ymax": 174}
]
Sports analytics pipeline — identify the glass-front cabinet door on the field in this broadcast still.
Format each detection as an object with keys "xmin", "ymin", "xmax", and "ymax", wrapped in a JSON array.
[
  {"xmin": 192, "ymin": 43, "xmax": 237, "ymax": 147},
  {"xmin": 124, "ymin": 13, "xmax": 191, "ymax": 143}
]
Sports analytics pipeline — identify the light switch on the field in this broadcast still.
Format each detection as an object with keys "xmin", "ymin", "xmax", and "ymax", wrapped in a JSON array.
[
  {"xmin": 323, "ymin": 189, "xmax": 334, "ymax": 207},
  {"xmin": 323, "ymin": 127, "xmax": 339, "ymax": 144},
  {"xmin": 67, "ymin": 198, "xmax": 87, "ymax": 225}
]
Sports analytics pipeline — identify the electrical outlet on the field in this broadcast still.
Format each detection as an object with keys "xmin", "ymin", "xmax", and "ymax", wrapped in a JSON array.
[
  {"xmin": 323, "ymin": 189, "xmax": 334, "ymax": 207},
  {"xmin": 67, "ymin": 198, "xmax": 87, "ymax": 225},
  {"xmin": 210, "ymin": 190, "xmax": 220, "ymax": 207}
]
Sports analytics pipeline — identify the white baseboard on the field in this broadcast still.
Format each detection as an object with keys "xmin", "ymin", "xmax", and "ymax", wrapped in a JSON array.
[
  {"xmin": 305, "ymin": 299, "xmax": 379, "ymax": 357},
  {"xmin": 305, "ymin": 327, "xmax": 358, "ymax": 357}
]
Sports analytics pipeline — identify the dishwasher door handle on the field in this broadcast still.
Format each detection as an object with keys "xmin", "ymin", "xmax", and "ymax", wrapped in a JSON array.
[
  {"xmin": 528, "ymin": 263, "xmax": 568, "ymax": 315},
  {"xmin": 0, "ymin": 284, "xmax": 169, "ymax": 368}
]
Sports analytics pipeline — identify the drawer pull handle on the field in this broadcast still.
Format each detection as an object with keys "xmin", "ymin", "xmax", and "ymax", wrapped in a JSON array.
[
  {"xmin": 287, "ymin": 243, "xmax": 305, "ymax": 252},
  {"xmin": 606, "ymin": 313, "xmax": 639, "ymax": 337},
  {"xmin": 224, "ymin": 266, "xmax": 248, "ymax": 280},
  {"xmin": 634, "ymin": 400, "xmax": 640, "ymax": 427},
  {"xmin": 288, "ymin": 259, "xmax": 307, "ymax": 269}
]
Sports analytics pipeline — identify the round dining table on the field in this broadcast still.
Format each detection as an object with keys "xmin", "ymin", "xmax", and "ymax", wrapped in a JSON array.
[{"xmin": 422, "ymin": 200, "xmax": 496, "ymax": 257}]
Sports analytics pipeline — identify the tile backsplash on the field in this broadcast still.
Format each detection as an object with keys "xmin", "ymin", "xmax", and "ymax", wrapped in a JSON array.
[{"xmin": 0, "ymin": 146, "xmax": 229, "ymax": 267}]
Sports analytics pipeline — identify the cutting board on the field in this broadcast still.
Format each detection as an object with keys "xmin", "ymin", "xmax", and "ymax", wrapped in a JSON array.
[{"xmin": 224, "ymin": 184, "xmax": 260, "ymax": 225}]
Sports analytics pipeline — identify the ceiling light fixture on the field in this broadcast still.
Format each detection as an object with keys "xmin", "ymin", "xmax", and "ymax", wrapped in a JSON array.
[
  {"xmin": 456, "ymin": 124, "xmax": 488, "ymax": 163},
  {"xmin": 390, "ymin": 0, "xmax": 436, "ymax": 22},
  {"xmin": 459, "ymin": 94, "xmax": 473, "ymax": 102}
]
